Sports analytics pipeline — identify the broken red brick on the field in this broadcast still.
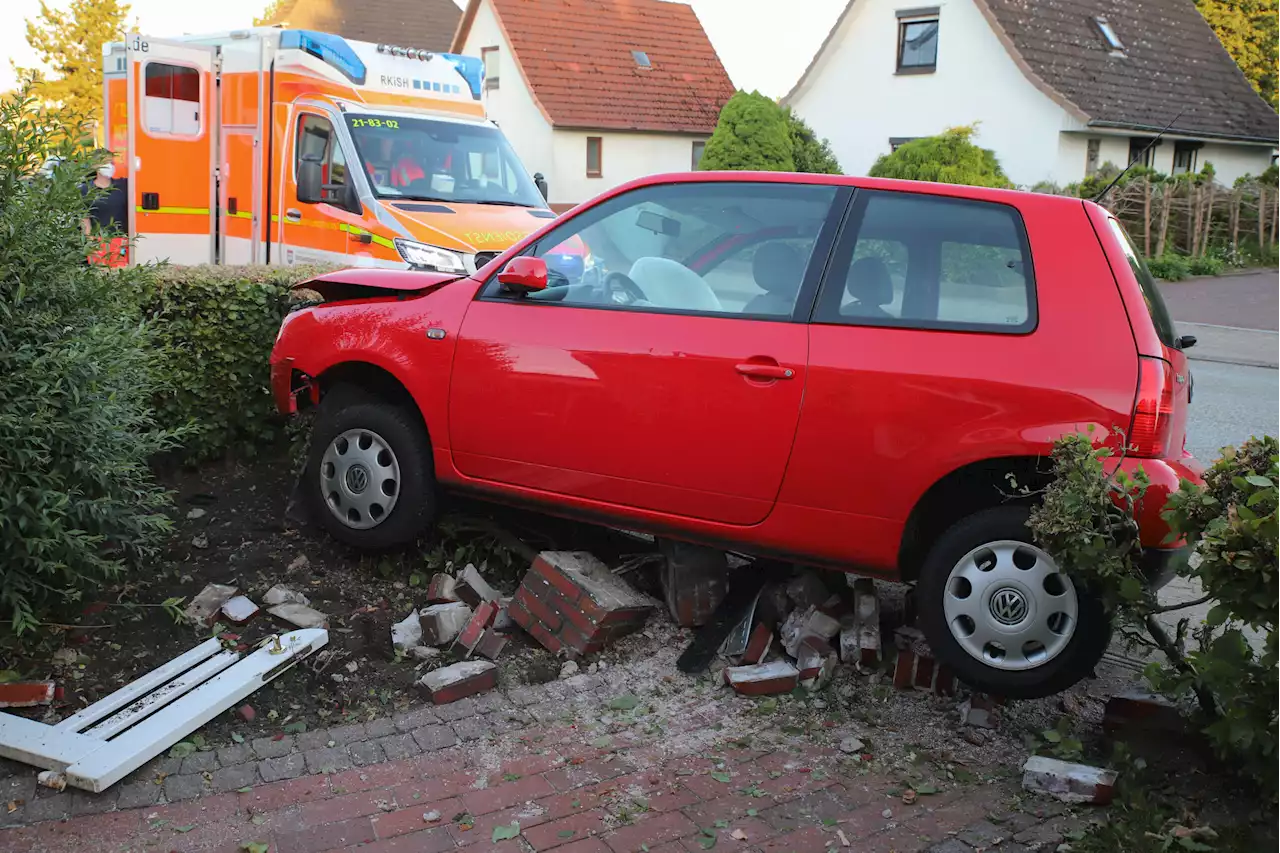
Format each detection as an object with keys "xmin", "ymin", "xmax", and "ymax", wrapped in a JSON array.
[
  {"xmin": 658, "ymin": 540, "xmax": 728, "ymax": 628},
  {"xmin": 960, "ymin": 693, "xmax": 1002, "ymax": 729},
  {"xmin": 454, "ymin": 601, "xmax": 499, "ymax": 655},
  {"xmin": 237, "ymin": 704, "xmax": 256, "ymax": 722},
  {"xmin": 419, "ymin": 601, "xmax": 472, "ymax": 646},
  {"xmin": 0, "ymin": 682, "xmax": 55, "ymax": 708},
  {"xmin": 455, "ymin": 564, "xmax": 500, "ymax": 608},
  {"xmin": 913, "ymin": 655, "xmax": 935, "ymax": 690},
  {"xmin": 1102, "ymin": 691, "xmax": 1185, "ymax": 734},
  {"xmin": 515, "ymin": 551, "xmax": 658, "ymax": 656},
  {"xmin": 742, "ymin": 622, "xmax": 773, "ymax": 665},
  {"xmin": 418, "ymin": 660, "xmax": 498, "ymax": 705},
  {"xmin": 426, "ymin": 573, "xmax": 459, "ymax": 604},
  {"xmin": 724, "ymin": 660, "xmax": 800, "ymax": 696},
  {"xmin": 492, "ymin": 597, "xmax": 517, "ymax": 633},
  {"xmin": 475, "ymin": 629, "xmax": 508, "ymax": 661}
]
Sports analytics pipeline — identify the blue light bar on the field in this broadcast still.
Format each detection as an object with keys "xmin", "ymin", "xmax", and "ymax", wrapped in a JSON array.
[
  {"xmin": 441, "ymin": 53, "xmax": 484, "ymax": 101},
  {"xmin": 280, "ymin": 30, "xmax": 367, "ymax": 85}
]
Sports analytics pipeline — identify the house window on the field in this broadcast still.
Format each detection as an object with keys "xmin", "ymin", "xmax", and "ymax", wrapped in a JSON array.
[
  {"xmin": 1173, "ymin": 140, "xmax": 1202, "ymax": 174},
  {"xmin": 1085, "ymin": 138, "xmax": 1101, "ymax": 176},
  {"xmin": 1093, "ymin": 16, "xmax": 1125, "ymax": 52},
  {"xmin": 586, "ymin": 136, "xmax": 603, "ymax": 177},
  {"xmin": 481, "ymin": 47, "xmax": 499, "ymax": 90},
  {"xmin": 889, "ymin": 136, "xmax": 920, "ymax": 152},
  {"xmin": 1129, "ymin": 136, "xmax": 1160, "ymax": 167},
  {"xmin": 143, "ymin": 62, "xmax": 202, "ymax": 136},
  {"xmin": 896, "ymin": 8, "xmax": 940, "ymax": 74},
  {"xmin": 691, "ymin": 140, "xmax": 706, "ymax": 170}
]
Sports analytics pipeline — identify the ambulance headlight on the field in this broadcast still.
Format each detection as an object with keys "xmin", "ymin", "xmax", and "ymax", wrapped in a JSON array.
[{"xmin": 394, "ymin": 239, "xmax": 468, "ymax": 274}]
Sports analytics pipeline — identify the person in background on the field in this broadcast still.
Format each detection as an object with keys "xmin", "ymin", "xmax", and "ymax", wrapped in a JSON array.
[{"xmin": 81, "ymin": 153, "xmax": 129, "ymax": 267}]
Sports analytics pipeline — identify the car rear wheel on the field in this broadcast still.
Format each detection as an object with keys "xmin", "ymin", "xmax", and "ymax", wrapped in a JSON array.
[
  {"xmin": 917, "ymin": 506, "xmax": 1109, "ymax": 699},
  {"xmin": 304, "ymin": 389, "xmax": 436, "ymax": 550}
]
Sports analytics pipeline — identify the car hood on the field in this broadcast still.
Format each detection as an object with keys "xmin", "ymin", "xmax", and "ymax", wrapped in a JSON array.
[
  {"xmin": 378, "ymin": 199, "xmax": 555, "ymax": 254},
  {"xmin": 300, "ymin": 268, "xmax": 465, "ymax": 302}
]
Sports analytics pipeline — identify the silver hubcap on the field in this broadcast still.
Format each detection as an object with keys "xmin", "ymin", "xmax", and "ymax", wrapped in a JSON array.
[
  {"xmin": 320, "ymin": 428, "xmax": 401, "ymax": 530},
  {"xmin": 942, "ymin": 540, "xmax": 1078, "ymax": 672}
]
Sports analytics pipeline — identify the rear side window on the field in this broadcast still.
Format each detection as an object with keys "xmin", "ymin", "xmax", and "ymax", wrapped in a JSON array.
[
  {"xmin": 1105, "ymin": 217, "xmax": 1179, "ymax": 348},
  {"xmin": 815, "ymin": 190, "xmax": 1035, "ymax": 333}
]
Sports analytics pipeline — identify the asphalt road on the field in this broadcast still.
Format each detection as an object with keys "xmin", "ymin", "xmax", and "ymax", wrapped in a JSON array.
[
  {"xmin": 1158, "ymin": 269, "xmax": 1278, "ymax": 331},
  {"xmin": 1185, "ymin": 360, "xmax": 1278, "ymax": 461}
]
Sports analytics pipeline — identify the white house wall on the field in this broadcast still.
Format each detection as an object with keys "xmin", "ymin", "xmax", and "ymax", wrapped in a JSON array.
[
  {"xmin": 550, "ymin": 130, "xmax": 705, "ymax": 209},
  {"xmin": 786, "ymin": 0, "xmax": 1075, "ymax": 186},
  {"xmin": 1195, "ymin": 142, "xmax": 1274, "ymax": 183},
  {"xmin": 458, "ymin": 1, "xmax": 556, "ymax": 198}
]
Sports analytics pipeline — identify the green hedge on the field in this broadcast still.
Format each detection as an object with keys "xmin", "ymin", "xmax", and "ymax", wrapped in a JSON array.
[{"xmin": 141, "ymin": 265, "xmax": 334, "ymax": 464}]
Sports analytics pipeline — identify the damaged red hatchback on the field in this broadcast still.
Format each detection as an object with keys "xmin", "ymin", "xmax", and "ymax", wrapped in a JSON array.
[{"xmin": 270, "ymin": 172, "xmax": 1202, "ymax": 698}]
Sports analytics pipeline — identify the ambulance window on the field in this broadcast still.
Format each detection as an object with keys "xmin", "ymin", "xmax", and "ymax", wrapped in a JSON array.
[
  {"xmin": 144, "ymin": 63, "xmax": 201, "ymax": 136},
  {"xmin": 296, "ymin": 116, "xmax": 348, "ymax": 200}
]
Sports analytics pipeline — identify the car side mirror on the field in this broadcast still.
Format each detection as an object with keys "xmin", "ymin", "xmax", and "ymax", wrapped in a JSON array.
[
  {"xmin": 298, "ymin": 155, "xmax": 323, "ymax": 205},
  {"xmin": 1179, "ymin": 334, "xmax": 1197, "ymax": 350},
  {"xmin": 533, "ymin": 172, "xmax": 548, "ymax": 201},
  {"xmin": 498, "ymin": 256, "xmax": 548, "ymax": 295}
]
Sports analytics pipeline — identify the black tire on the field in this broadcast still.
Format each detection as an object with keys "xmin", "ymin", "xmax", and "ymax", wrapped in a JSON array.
[
  {"xmin": 303, "ymin": 388, "xmax": 436, "ymax": 550},
  {"xmin": 916, "ymin": 506, "xmax": 1109, "ymax": 699}
]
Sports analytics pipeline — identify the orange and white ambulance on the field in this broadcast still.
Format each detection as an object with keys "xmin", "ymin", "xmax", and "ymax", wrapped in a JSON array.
[{"xmin": 102, "ymin": 28, "xmax": 564, "ymax": 274}]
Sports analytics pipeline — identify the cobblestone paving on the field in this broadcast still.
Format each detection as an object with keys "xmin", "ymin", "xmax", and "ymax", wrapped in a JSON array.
[{"xmin": 0, "ymin": 670, "xmax": 1087, "ymax": 853}]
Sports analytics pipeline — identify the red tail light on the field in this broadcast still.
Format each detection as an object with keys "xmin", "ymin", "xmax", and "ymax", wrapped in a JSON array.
[{"xmin": 1130, "ymin": 357, "xmax": 1175, "ymax": 457}]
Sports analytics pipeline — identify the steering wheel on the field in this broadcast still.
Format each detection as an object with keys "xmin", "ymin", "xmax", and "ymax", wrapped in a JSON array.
[{"xmin": 601, "ymin": 271, "xmax": 646, "ymax": 306}]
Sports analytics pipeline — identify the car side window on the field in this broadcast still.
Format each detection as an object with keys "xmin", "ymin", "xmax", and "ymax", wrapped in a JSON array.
[
  {"xmin": 485, "ymin": 182, "xmax": 839, "ymax": 318},
  {"xmin": 815, "ymin": 190, "xmax": 1035, "ymax": 332}
]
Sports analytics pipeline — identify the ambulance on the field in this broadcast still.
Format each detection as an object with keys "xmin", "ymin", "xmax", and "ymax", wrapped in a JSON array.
[{"xmin": 102, "ymin": 28, "xmax": 564, "ymax": 274}]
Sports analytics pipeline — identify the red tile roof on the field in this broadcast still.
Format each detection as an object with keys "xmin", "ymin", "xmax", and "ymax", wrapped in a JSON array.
[{"xmin": 454, "ymin": 0, "xmax": 736, "ymax": 133}]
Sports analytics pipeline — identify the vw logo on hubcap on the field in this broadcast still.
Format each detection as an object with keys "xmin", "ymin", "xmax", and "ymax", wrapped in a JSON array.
[
  {"xmin": 345, "ymin": 465, "xmax": 371, "ymax": 494},
  {"xmin": 989, "ymin": 588, "xmax": 1028, "ymax": 625}
]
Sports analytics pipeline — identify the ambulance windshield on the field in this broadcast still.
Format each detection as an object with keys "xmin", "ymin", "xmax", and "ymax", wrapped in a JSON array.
[{"xmin": 345, "ymin": 114, "xmax": 543, "ymax": 208}]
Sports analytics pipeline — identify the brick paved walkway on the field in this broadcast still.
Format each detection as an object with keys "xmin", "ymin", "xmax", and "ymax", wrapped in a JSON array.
[{"xmin": 0, "ymin": 670, "xmax": 1085, "ymax": 852}]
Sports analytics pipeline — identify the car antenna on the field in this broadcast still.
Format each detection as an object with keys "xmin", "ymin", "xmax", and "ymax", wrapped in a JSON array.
[{"xmin": 1092, "ymin": 109, "xmax": 1185, "ymax": 205}]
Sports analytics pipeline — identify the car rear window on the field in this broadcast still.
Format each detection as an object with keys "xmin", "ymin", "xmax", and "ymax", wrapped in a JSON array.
[{"xmin": 1105, "ymin": 217, "xmax": 1180, "ymax": 349}]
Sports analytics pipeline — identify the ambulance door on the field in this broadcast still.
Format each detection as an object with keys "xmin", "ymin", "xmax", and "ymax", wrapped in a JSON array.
[
  {"xmin": 126, "ymin": 35, "xmax": 216, "ymax": 265},
  {"xmin": 277, "ymin": 108, "xmax": 381, "ymax": 266}
]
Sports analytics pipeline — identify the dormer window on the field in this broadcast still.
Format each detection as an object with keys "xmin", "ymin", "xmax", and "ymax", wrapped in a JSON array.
[{"xmin": 1093, "ymin": 16, "xmax": 1125, "ymax": 54}]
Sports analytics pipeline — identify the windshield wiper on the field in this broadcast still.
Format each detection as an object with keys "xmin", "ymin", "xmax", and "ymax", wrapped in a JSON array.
[{"xmin": 465, "ymin": 199, "xmax": 532, "ymax": 207}]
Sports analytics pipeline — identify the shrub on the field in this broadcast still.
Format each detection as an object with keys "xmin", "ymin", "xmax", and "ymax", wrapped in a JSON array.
[
  {"xmin": 867, "ymin": 125, "xmax": 1010, "ymax": 188},
  {"xmin": 1146, "ymin": 252, "xmax": 1191, "ymax": 280},
  {"xmin": 0, "ymin": 91, "xmax": 173, "ymax": 635},
  {"xmin": 1187, "ymin": 254, "xmax": 1226, "ymax": 276},
  {"xmin": 699, "ymin": 91, "xmax": 794, "ymax": 172},
  {"xmin": 1029, "ymin": 433, "xmax": 1278, "ymax": 797},
  {"xmin": 784, "ymin": 108, "xmax": 841, "ymax": 175},
  {"xmin": 141, "ymin": 264, "xmax": 333, "ymax": 463}
]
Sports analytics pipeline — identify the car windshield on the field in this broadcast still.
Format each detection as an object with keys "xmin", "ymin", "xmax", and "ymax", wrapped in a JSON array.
[
  {"xmin": 344, "ymin": 114, "xmax": 544, "ymax": 208},
  {"xmin": 1106, "ymin": 217, "xmax": 1180, "ymax": 349}
]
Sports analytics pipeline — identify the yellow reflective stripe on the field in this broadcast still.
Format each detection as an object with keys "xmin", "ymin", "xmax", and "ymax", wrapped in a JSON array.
[
  {"xmin": 136, "ymin": 206, "xmax": 210, "ymax": 215},
  {"xmin": 227, "ymin": 211, "xmax": 254, "ymax": 220},
  {"xmin": 267, "ymin": 215, "xmax": 396, "ymax": 249}
]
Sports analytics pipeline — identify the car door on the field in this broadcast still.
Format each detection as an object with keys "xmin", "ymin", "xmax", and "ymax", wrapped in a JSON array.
[{"xmin": 448, "ymin": 180, "xmax": 847, "ymax": 525}]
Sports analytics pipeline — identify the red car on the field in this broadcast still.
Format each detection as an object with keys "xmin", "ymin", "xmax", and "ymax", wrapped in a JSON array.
[{"xmin": 271, "ymin": 171, "xmax": 1201, "ymax": 698}]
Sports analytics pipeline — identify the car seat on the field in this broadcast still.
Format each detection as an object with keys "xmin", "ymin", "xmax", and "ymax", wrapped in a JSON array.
[
  {"xmin": 842, "ymin": 257, "xmax": 894, "ymax": 319},
  {"xmin": 744, "ymin": 243, "xmax": 803, "ymax": 315}
]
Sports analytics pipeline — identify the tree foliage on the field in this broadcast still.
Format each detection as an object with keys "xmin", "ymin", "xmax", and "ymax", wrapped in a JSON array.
[
  {"xmin": 784, "ymin": 108, "xmax": 842, "ymax": 175},
  {"xmin": 1196, "ymin": 0, "xmax": 1279, "ymax": 110},
  {"xmin": 254, "ymin": 0, "xmax": 292, "ymax": 26},
  {"xmin": 0, "ymin": 88, "xmax": 172, "ymax": 636},
  {"xmin": 18, "ymin": 0, "xmax": 130, "ymax": 131},
  {"xmin": 867, "ymin": 125, "xmax": 1011, "ymax": 188},
  {"xmin": 699, "ymin": 91, "xmax": 794, "ymax": 172}
]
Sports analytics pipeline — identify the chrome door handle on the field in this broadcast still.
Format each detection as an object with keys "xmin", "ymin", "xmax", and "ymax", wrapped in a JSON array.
[{"xmin": 285, "ymin": 208, "xmax": 302, "ymax": 222}]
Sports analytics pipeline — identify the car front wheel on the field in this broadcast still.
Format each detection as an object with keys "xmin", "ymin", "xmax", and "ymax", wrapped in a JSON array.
[
  {"xmin": 303, "ymin": 389, "xmax": 436, "ymax": 550},
  {"xmin": 916, "ymin": 506, "xmax": 1109, "ymax": 699}
]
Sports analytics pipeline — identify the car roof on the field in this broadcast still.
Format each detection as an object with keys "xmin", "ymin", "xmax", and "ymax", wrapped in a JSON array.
[{"xmin": 608, "ymin": 170, "xmax": 1097, "ymax": 215}]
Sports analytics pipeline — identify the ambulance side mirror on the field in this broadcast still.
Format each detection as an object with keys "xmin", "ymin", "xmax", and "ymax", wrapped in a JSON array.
[
  {"xmin": 298, "ymin": 155, "xmax": 323, "ymax": 205},
  {"xmin": 533, "ymin": 172, "xmax": 548, "ymax": 201}
]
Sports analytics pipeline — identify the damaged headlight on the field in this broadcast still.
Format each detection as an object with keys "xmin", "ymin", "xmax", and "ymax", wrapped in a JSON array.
[{"xmin": 394, "ymin": 239, "xmax": 469, "ymax": 274}]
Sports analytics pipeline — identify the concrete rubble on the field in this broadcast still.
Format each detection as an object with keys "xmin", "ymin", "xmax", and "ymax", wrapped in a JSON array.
[
  {"xmin": 390, "ymin": 609, "xmax": 424, "ymax": 652},
  {"xmin": 419, "ymin": 601, "xmax": 471, "ymax": 646},
  {"xmin": 267, "ymin": 602, "xmax": 328, "ymax": 629},
  {"xmin": 1022, "ymin": 755, "xmax": 1118, "ymax": 804},
  {"xmin": 184, "ymin": 583, "xmax": 237, "ymax": 626},
  {"xmin": 455, "ymin": 563, "xmax": 500, "ymax": 608},
  {"xmin": 264, "ymin": 584, "xmax": 310, "ymax": 607},
  {"xmin": 220, "ymin": 595, "xmax": 259, "ymax": 625}
]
